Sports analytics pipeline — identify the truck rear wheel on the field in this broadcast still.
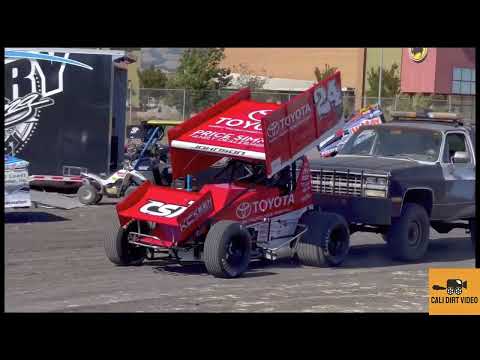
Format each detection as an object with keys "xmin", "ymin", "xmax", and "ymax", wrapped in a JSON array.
[
  {"xmin": 386, "ymin": 203, "xmax": 430, "ymax": 261},
  {"xmin": 105, "ymin": 221, "xmax": 147, "ymax": 266},
  {"xmin": 203, "ymin": 221, "xmax": 251, "ymax": 278},
  {"xmin": 78, "ymin": 184, "xmax": 99, "ymax": 205},
  {"xmin": 297, "ymin": 211, "xmax": 350, "ymax": 267}
]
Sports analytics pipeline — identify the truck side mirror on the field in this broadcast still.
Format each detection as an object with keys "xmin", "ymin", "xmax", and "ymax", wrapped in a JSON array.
[{"xmin": 452, "ymin": 151, "xmax": 469, "ymax": 164}]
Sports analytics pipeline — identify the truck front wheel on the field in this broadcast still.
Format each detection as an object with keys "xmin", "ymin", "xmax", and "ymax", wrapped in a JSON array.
[
  {"xmin": 203, "ymin": 221, "xmax": 251, "ymax": 278},
  {"xmin": 297, "ymin": 211, "xmax": 350, "ymax": 267},
  {"xmin": 386, "ymin": 203, "xmax": 430, "ymax": 261}
]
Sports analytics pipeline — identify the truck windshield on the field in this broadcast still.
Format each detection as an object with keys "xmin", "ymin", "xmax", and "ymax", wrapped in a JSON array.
[{"xmin": 339, "ymin": 127, "xmax": 443, "ymax": 162}]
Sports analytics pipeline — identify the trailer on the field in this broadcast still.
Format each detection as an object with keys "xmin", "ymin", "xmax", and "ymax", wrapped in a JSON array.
[{"xmin": 4, "ymin": 48, "xmax": 133, "ymax": 188}]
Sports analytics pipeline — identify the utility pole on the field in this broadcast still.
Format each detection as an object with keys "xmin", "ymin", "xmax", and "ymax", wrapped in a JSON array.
[{"xmin": 378, "ymin": 48, "xmax": 383, "ymax": 106}]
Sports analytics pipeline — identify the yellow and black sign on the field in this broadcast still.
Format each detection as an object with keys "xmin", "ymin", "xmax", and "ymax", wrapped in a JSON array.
[
  {"xmin": 429, "ymin": 268, "xmax": 480, "ymax": 315},
  {"xmin": 409, "ymin": 48, "xmax": 428, "ymax": 62}
]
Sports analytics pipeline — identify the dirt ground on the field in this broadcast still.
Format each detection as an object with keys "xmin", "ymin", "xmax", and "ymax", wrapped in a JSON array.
[{"xmin": 4, "ymin": 201, "xmax": 475, "ymax": 312}]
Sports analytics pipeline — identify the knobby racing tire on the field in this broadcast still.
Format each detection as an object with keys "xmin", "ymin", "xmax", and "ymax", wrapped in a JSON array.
[
  {"xmin": 386, "ymin": 203, "xmax": 430, "ymax": 261},
  {"xmin": 203, "ymin": 220, "xmax": 251, "ymax": 278},
  {"xmin": 297, "ymin": 211, "xmax": 350, "ymax": 267},
  {"xmin": 469, "ymin": 219, "xmax": 476, "ymax": 251},
  {"xmin": 105, "ymin": 221, "xmax": 148, "ymax": 266},
  {"xmin": 78, "ymin": 184, "xmax": 99, "ymax": 205},
  {"xmin": 94, "ymin": 193, "xmax": 103, "ymax": 204}
]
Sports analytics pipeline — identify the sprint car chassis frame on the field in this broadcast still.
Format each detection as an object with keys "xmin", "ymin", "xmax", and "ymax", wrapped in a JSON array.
[{"xmin": 126, "ymin": 219, "xmax": 310, "ymax": 262}]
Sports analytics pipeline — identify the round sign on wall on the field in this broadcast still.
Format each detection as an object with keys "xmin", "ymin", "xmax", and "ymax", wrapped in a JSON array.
[{"xmin": 409, "ymin": 48, "xmax": 428, "ymax": 62}]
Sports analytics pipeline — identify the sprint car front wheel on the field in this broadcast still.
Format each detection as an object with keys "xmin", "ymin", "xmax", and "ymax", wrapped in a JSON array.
[
  {"xmin": 203, "ymin": 221, "xmax": 251, "ymax": 278},
  {"xmin": 105, "ymin": 221, "xmax": 147, "ymax": 266}
]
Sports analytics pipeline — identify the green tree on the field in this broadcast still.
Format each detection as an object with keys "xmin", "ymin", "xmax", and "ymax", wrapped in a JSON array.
[
  {"xmin": 366, "ymin": 63, "xmax": 401, "ymax": 98},
  {"xmin": 314, "ymin": 64, "xmax": 337, "ymax": 82},
  {"xmin": 167, "ymin": 48, "xmax": 232, "ymax": 115},
  {"xmin": 138, "ymin": 66, "xmax": 168, "ymax": 88}
]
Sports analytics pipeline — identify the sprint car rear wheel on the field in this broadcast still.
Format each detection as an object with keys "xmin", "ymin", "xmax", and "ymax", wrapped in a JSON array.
[
  {"xmin": 297, "ymin": 211, "xmax": 350, "ymax": 267},
  {"xmin": 105, "ymin": 221, "xmax": 148, "ymax": 266},
  {"xmin": 204, "ymin": 221, "xmax": 251, "ymax": 278}
]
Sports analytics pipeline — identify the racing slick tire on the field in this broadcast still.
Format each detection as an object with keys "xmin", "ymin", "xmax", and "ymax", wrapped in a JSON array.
[
  {"xmin": 78, "ymin": 184, "xmax": 99, "ymax": 205},
  {"xmin": 105, "ymin": 221, "xmax": 148, "ymax": 266},
  {"xmin": 469, "ymin": 219, "xmax": 476, "ymax": 251},
  {"xmin": 386, "ymin": 203, "xmax": 430, "ymax": 261},
  {"xmin": 297, "ymin": 211, "xmax": 350, "ymax": 267},
  {"xmin": 203, "ymin": 220, "xmax": 251, "ymax": 278}
]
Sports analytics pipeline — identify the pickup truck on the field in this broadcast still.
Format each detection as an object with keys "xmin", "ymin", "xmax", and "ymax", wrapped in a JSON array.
[{"xmin": 308, "ymin": 111, "xmax": 476, "ymax": 261}]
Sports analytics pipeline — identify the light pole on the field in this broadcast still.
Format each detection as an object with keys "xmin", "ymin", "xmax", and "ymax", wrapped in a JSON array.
[
  {"xmin": 128, "ymin": 80, "xmax": 132, "ymax": 125},
  {"xmin": 378, "ymin": 48, "xmax": 383, "ymax": 106}
]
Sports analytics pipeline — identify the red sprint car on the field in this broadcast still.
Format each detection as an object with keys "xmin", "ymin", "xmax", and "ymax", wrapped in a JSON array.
[{"xmin": 106, "ymin": 71, "xmax": 351, "ymax": 278}]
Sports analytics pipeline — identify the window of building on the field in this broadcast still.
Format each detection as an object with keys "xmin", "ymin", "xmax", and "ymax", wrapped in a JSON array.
[{"xmin": 452, "ymin": 67, "xmax": 475, "ymax": 95}]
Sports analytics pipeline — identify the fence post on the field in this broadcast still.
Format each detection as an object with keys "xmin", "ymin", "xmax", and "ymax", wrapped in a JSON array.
[
  {"xmin": 182, "ymin": 89, "xmax": 186, "ymax": 120},
  {"xmin": 448, "ymin": 95, "xmax": 452, "ymax": 112},
  {"xmin": 129, "ymin": 83, "xmax": 132, "ymax": 125},
  {"xmin": 394, "ymin": 95, "xmax": 398, "ymax": 111}
]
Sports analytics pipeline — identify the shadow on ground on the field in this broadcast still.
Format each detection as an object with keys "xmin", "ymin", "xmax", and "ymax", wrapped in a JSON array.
[
  {"xmin": 149, "ymin": 259, "xmax": 278, "ymax": 278},
  {"xmin": 93, "ymin": 201, "xmax": 121, "ymax": 206},
  {"xmin": 341, "ymin": 237, "xmax": 474, "ymax": 269},
  {"xmin": 4, "ymin": 211, "xmax": 70, "ymax": 223},
  {"xmin": 143, "ymin": 237, "xmax": 473, "ymax": 276}
]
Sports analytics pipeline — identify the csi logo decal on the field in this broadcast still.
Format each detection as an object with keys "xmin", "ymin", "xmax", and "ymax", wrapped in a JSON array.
[{"xmin": 139, "ymin": 200, "xmax": 195, "ymax": 218}]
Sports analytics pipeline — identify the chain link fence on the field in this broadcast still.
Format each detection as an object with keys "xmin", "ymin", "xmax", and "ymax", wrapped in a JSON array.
[{"xmin": 127, "ymin": 88, "xmax": 475, "ymax": 125}]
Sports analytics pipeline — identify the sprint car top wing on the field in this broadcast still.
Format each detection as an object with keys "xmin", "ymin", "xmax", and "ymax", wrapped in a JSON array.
[{"xmin": 168, "ymin": 71, "xmax": 343, "ymax": 179}]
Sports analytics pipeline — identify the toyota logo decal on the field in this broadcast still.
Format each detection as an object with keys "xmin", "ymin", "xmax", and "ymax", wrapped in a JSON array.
[
  {"xmin": 236, "ymin": 202, "xmax": 252, "ymax": 219},
  {"xmin": 267, "ymin": 121, "xmax": 280, "ymax": 139},
  {"xmin": 248, "ymin": 109, "xmax": 272, "ymax": 122}
]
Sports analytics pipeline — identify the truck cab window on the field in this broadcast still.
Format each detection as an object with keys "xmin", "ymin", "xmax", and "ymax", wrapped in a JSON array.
[{"xmin": 443, "ymin": 133, "xmax": 468, "ymax": 164}]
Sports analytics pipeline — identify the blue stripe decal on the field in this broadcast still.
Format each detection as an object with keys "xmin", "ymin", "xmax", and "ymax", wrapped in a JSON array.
[{"xmin": 5, "ymin": 50, "xmax": 93, "ymax": 70}]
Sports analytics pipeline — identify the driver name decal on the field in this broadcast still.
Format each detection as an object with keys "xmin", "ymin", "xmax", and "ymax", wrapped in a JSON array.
[{"xmin": 179, "ymin": 194, "xmax": 214, "ymax": 232}]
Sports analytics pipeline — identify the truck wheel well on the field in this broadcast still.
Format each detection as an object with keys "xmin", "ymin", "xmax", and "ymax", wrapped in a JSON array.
[{"xmin": 403, "ymin": 189, "xmax": 433, "ymax": 217}]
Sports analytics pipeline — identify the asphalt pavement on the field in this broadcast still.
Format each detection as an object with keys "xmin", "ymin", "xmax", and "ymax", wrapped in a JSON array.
[{"xmin": 4, "ymin": 201, "xmax": 475, "ymax": 312}]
